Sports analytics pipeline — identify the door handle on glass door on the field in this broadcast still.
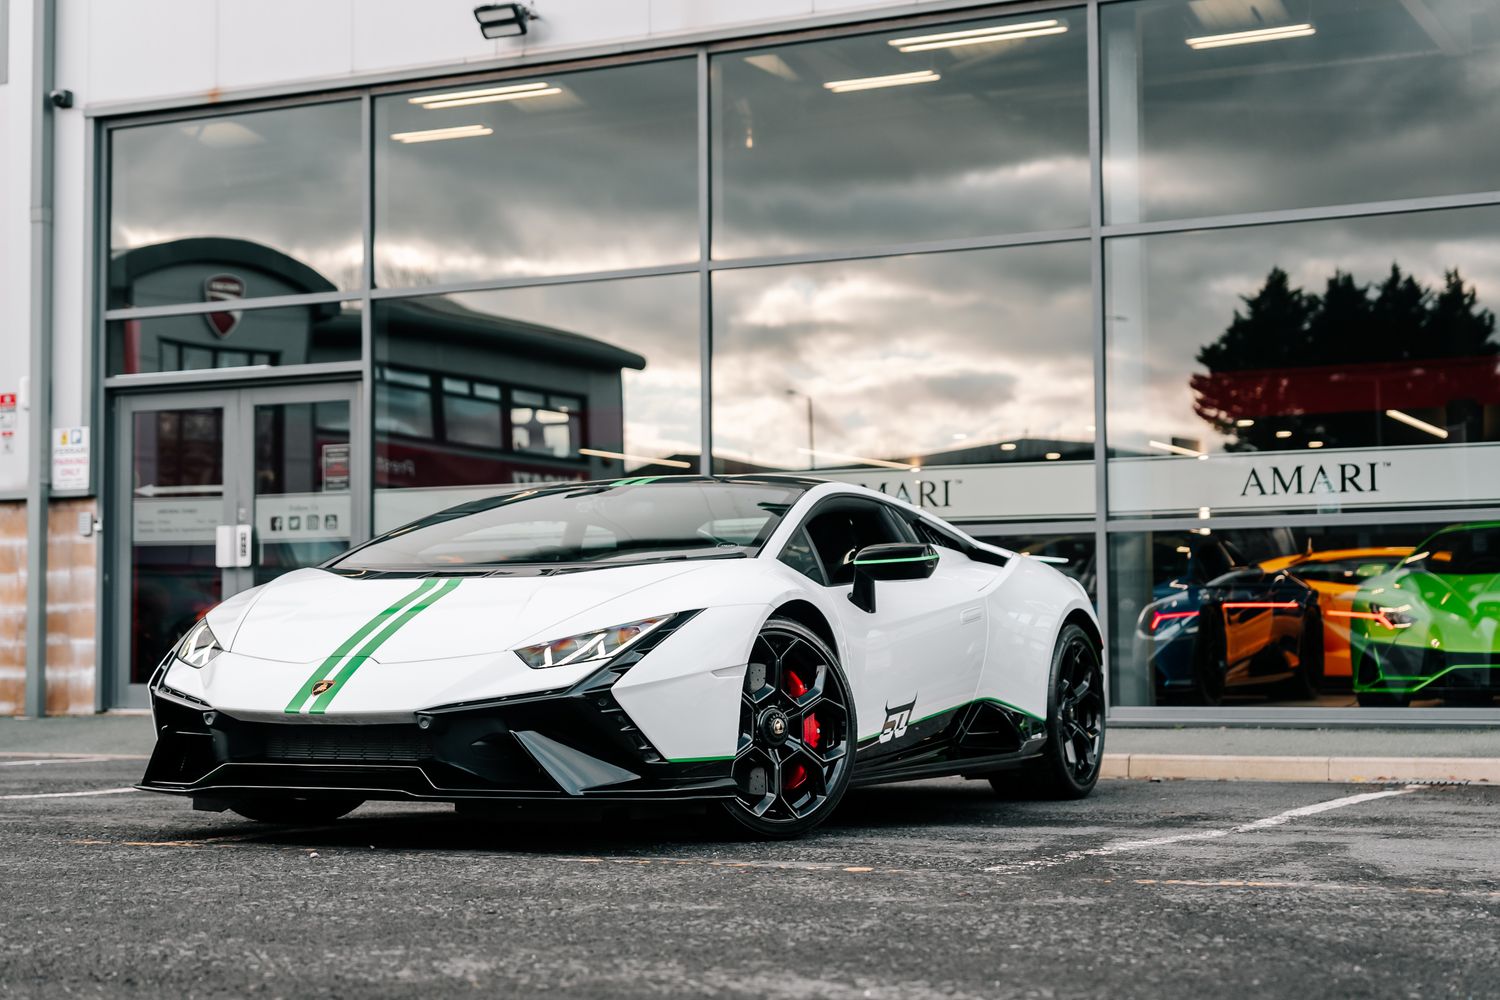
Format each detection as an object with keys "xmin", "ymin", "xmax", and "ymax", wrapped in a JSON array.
[{"xmin": 214, "ymin": 525, "xmax": 236, "ymax": 569}]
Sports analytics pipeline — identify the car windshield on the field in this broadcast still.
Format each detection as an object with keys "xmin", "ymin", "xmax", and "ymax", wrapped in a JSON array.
[
  {"xmin": 333, "ymin": 480, "xmax": 803, "ymax": 570},
  {"xmin": 1409, "ymin": 526, "xmax": 1500, "ymax": 576}
]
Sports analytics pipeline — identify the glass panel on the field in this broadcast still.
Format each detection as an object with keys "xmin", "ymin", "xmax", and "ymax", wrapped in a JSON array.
[
  {"xmin": 375, "ymin": 60, "xmax": 697, "ymax": 286},
  {"xmin": 109, "ymin": 102, "xmax": 362, "ymax": 306},
  {"xmin": 342, "ymin": 481, "xmax": 800, "ymax": 570},
  {"xmin": 970, "ymin": 528, "xmax": 1098, "ymax": 600},
  {"xmin": 373, "ymin": 274, "xmax": 699, "ymax": 531},
  {"xmin": 252, "ymin": 400, "xmax": 353, "ymax": 587},
  {"xmin": 128, "ymin": 407, "xmax": 225, "ymax": 686},
  {"xmin": 1109, "ymin": 520, "xmax": 1500, "ymax": 709},
  {"xmin": 713, "ymin": 9, "xmax": 1089, "ymax": 258},
  {"xmin": 106, "ymin": 302, "xmax": 361, "ymax": 376},
  {"xmin": 1103, "ymin": 0, "xmax": 1500, "ymax": 224},
  {"xmin": 1105, "ymin": 207, "xmax": 1500, "ymax": 518},
  {"xmin": 711, "ymin": 243, "xmax": 1094, "ymax": 522}
]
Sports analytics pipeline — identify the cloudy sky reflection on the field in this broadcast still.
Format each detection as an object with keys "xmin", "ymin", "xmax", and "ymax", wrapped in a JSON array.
[{"xmin": 713, "ymin": 243, "xmax": 1094, "ymax": 471}]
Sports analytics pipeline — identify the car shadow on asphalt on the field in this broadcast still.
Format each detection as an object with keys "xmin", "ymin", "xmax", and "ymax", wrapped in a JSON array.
[{"xmin": 144, "ymin": 778, "xmax": 1119, "ymax": 853}]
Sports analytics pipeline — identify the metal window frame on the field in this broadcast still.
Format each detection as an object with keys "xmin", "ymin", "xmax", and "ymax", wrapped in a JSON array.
[{"xmin": 85, "ymin": 0, "xmax": 1500, "ymax": 725}]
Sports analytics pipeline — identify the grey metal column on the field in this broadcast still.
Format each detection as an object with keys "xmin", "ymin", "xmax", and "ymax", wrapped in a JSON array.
[
  {"xmin": 23, "ymin": 0, "xmax": 57, "ymax": 718},
  {"xmin": 696, "ymin": 50, "xmax": 713, "ymax": 476}
]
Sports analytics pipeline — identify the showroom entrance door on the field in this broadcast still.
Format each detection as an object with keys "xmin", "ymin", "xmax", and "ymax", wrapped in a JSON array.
[{"xmin": 111, "ymin": 383, "xmax": 365, "ymax": 708}]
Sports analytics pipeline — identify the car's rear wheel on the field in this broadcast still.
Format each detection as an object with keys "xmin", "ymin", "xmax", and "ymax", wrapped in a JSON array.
[
  {"xmin": 991, "ymin": 623, "xmax": 1105, "ymax": 800},
  {"xmin": 229, "ymin": 796, "xmax": 363, "ymax": 825},
  {"xmin": 721, "ymin": 616, "xmax": 854, "ymax": 839}
]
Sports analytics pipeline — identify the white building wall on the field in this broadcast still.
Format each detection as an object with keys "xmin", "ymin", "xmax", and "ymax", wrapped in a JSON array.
[{"xmin": 0, "ymin": 0, "xmax": 32, "ymax": 493}]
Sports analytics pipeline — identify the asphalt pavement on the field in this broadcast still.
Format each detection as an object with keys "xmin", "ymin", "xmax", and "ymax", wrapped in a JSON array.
[{"xmin": 0, "ymin": 752, "xmax": 1496, "ymax": 999}]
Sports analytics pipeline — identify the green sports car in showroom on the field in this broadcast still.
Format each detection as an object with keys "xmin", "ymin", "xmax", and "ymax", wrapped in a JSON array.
[{"xmin": 1347, "ymin": 522, "xmax": 1500, "ymax": 707}]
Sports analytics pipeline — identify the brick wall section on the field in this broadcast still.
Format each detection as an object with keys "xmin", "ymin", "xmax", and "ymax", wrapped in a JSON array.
[
  {"xmin": 46, "ymin": 499, "xmax": 98, "ymax": 714},
  {"xmin": 0, "ymin": 502, "xmax": 24, "ymax": 714},
  {"xmin": 0, "ymin": 498, "xmax": 99, "ymax": 716}
]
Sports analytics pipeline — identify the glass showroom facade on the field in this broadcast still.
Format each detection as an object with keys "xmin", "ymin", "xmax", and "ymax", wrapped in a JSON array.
[{"xmin": 101, "ymin": 0, "xmax": 1500, "ymax": 716}]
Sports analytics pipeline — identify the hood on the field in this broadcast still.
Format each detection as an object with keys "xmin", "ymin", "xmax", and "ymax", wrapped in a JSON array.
[{"xmin": 225, "ymin": 563, "xmax": 710, "ymax": 664}]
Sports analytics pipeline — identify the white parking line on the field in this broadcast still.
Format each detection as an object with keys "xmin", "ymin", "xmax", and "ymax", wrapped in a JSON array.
[
  {"xmin": 984, "ymin": 787, "xmax": 1420, "ymax": 873},
  {"xmin": 0, "ymin": 787, "xmax": 140, "ymax": 800},
  {"xmin": 0, "ymin": 751, "xmax": 148, "ymax": 760},
  {"xmin": 0, "ymin": 756, "xmax": 118, "ymax": 767}
]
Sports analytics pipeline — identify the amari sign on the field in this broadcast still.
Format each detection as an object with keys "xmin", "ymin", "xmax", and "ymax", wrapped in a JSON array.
[{"xmin": 1109, "ymin": 443, "xmax": 1500, "ymax": 516}]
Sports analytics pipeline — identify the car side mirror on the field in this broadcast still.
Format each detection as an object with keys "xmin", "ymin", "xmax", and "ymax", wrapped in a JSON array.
[{"xmin": 849, "ymin": 543, "xmax": 939, "ymax": 614}]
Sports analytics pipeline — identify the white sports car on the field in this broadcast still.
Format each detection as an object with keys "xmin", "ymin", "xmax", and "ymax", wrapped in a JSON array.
[{"xmin": 142, "ymin": 476, "xmax": 1105, "ymax": 836}]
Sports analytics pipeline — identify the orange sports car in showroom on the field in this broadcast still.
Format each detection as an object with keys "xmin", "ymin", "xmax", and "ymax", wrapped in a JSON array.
[{"xmin": 1258, "ymin": 547, "xmax": 1414, "ymax": 684}]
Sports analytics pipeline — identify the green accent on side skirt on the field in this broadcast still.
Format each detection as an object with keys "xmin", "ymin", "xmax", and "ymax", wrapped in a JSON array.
[
  {"xmin": 283, "ymin": 578, "xmax": 440, "ymax": 713},
  {"xmin": 852, "ymin": 554, "xmax": 940, "ymax": 566},
  {"xmin": 307, "ymin": 577, "xmax": 463, "ymax": 713},
  {"xmin": 668, "ymin": 755, "xmax": 736, "ymax": 763}
]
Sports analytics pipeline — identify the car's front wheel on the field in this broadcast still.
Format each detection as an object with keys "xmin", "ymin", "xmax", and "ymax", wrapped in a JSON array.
[
  {"xmin": 229, "ymin": 796, "xmax": 363, "ymax": 825},
  {"xmin": 991, "ymin": 623, "xmax": 1105, "ymax": 800},
  {"xmin": 721, "ymin": 616, "xmax": 855, "ymax": 839}
]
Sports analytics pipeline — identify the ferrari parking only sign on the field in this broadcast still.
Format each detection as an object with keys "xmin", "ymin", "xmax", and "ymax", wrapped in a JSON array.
[{"xmin": 52, "ymin": 427, "xmax": 90, "ymax": 491}]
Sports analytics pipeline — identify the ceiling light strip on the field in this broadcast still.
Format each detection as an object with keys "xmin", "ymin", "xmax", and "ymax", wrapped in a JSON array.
[
  {"xmin": 389, "ymin": 124, "xmax": 494, "ymax": 144},
  {"xmin": 887, "ymin": 20, "xmax": 1060, "ymax": 47},
  {"xmin": 1185, "ymin": 24, "xmax": 1316, "ymax": 49},
  {"xmin": 418, "ymin": 87, "xmax": 562, "ymax": 110},
  {"xmin": 823, "ymin": 70, "xmax": 940, "ymax": 93},
  {"xmin": 409, "ymin": 81, "xmax": 551, "ymax": 105},
  {"xmin": 895, "ymin": 24, "xmax": 1069, "ymax": 52}
]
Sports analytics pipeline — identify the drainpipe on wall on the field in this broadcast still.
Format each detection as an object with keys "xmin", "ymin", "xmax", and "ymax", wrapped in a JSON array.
[{"xmin": 23, "ymin": 0, "xmax": 56, "ymax": 718}]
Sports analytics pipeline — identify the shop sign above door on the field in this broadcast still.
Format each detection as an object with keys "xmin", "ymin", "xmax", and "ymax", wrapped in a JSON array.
[{"xmin": 1108, "ymin": 442, "xmax": 1500, "ymax": 516}]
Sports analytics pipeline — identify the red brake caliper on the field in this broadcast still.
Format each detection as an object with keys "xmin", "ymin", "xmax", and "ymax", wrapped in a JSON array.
[
  {"xmin": 802, "ymin": 714, "xmax": 821, "ymax": 749},
  {"xmin": 784, "ymin": 671, "xmax": 814, "ymax": 790}
]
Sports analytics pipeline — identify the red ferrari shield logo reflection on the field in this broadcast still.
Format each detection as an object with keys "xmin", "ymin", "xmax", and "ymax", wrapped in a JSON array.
[{"xmin": 204, "ymin": 274, "xmax": 246, "ymax": 337}]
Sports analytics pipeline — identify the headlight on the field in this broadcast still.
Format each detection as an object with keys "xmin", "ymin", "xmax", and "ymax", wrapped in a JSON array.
[
  {"xmin": 1374, "ymin": 605, "xmax": 1417, "ymax": 628},
  {"xmin": 175, "ymin": 617, "xmax": 224, "ymax": 669},
  {"xmin": 515, "ymin": 614, "xmax": 674, "ymax": 669}
]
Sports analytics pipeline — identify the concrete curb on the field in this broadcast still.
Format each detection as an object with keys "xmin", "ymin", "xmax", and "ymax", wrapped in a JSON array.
[{"xmin": 1101, "ymin": 753, "xmax": 1499, "ymax": 784}]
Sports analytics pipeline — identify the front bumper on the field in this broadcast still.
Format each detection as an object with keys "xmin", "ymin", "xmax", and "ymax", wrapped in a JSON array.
[
  {"xmin": 139, "ymin": 616, "xmax": 736, "ymax": 804},
  {"xmin": 1353, "ymin": 642, "xmax": 1500, "ymax": 697}
]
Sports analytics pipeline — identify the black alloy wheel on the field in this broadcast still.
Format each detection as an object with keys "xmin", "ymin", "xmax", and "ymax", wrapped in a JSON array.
[
  {"xmin": 722, "ymin": 616, "xmax": 854, "ymax": 838},
  {"xmin": 992, "ymin": 623, "xmax": 1105, "ymax": 800}
]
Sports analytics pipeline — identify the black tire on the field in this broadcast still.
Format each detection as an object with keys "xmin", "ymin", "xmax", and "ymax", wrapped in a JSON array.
[
  {"xmin": 720, "ymin": 616, "xmax": 855, "ymax": 839},
  {"xmin": 990, "ymin": 623, "xmax": 1105, "ymax": 801},
  {"xmin": 229, "ymin": 796, "xmax": 363, "ymax": 825},
  {"xmin": 1274, "ymin": 605, "xmax": 1323, "ymax": 702},
  {"xmin": 1183, "ymin": 607, "xmax": 1226, "ymax": 706}
]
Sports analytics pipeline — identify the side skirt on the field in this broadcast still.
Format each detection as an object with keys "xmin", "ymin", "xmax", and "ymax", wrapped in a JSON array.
[
  {"xmin": 852, "ymin": 746, "xmax": 1046, "ymax": 787},
  {"xmin": 851, "ymin": 699, "xmax": 1047, "ymax": 788}
]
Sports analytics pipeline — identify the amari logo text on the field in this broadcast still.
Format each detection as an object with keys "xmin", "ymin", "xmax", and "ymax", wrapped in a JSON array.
[{"xmin": 1240, "ymin": 461, "xmax": 1383, "ymax": 498}]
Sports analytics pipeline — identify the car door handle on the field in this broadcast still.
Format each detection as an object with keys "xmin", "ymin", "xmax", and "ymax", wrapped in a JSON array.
[{"xmin": 961, "ymin": 607, "xmax": 983, "ymax": 624}]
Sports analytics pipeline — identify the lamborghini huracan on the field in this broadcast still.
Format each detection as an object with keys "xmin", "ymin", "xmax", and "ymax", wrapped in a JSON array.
[
  {"xmin": 1348, "ymin": 522, "xmax": 1500, "ymax": 707},
  {"xmin": 140, "ymin": 476, "xmax": 1104, "ymax": 836}
]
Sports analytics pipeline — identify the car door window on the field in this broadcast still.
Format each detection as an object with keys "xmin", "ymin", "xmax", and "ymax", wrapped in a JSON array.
[
  {"xmin": 778, "ymin": 527, "xmax": 827, "ymax": 585},
  {"xmin": 803, "ymin": 502, "xmax": 905, "ymax": 586}
]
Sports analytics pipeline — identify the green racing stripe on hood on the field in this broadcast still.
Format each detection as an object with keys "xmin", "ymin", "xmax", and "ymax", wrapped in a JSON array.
[
  {"xmin": 283, "ymin": 578, "xmax": 442, "ymax": 714},
  {"xmin": 306, "ymin": 577, "xmax": 464, "ymax": 714}
]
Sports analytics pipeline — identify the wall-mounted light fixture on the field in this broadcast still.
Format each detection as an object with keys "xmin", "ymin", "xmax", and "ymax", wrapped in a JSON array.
[{"xmin": 473, "ymin": 3, "xmax": 536, "ymax": 39}]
